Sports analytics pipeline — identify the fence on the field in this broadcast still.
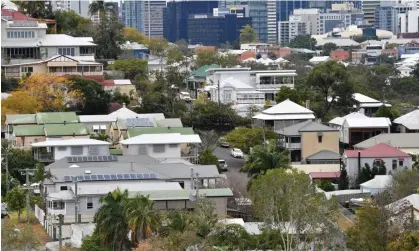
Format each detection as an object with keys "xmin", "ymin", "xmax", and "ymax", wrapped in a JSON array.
[{"xmin": 34, "ymin": 205, "xmax": 45, "ymax": 227}]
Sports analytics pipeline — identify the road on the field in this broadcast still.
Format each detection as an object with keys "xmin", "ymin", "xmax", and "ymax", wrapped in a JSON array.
[{"xmin": 213, "ymin": 147, "xmax": 249, "ymax": 197}]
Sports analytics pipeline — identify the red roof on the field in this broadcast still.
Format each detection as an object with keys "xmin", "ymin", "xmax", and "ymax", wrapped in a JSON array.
[
  {"xmin": 101, "ymin": 80, "xmax": 115, "ymax": 87},
  {"xmin": 345, "ymin": 143, "xmax": 410, "ymax": 158},
  {"xmin": 2, "ymin": 9, "xmax": 56, "ymax": 23},
  {"xmin": 310, "ymin": 172, "xmax": 340, "ymax": 179},
  {"xmin": 110, "ymin": 102, "xmax": 122, "ymax": 112}
]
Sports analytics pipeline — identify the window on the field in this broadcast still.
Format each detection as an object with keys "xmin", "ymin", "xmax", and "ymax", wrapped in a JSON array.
[
  {"xmin": 58, "ymin": 146, "xmax": 66, "ymax": 151},
  {"xmin": 138, "ymin": 145, "xmax": 147, "ymax": 155},
  {"xmin": 52, "ymin": 201, "xmax": 65, "ymax": 210},
  {"xmin": 58, "ymin": 47, "xmax": 75, "ymax": 56},
  {"xmin": 318, "ymin": 136, "xmax": 323, "ymax": 143},
  {"xmin": 178, "ymin": 181, "xmax": 185, "ymax": 189},
  {"xmin": 89, "ymin": 146, "xmax": 99, "ymax": 156},
  {"xmin": 399, "ymin": 159, "xmax": 404, "ymax": 166},
  {"xmin": 153, "ymin": 144, "xmax": 165, "ymax": 153},
  {"xmin": 169, "ymin": 144, "xmax": 178, "ymax": 148},
  {"xmin": 87, "ymin": 197, "xmax": 93, "ymax": 209},
  {"xmin": 224, "ymin": 92, "xmax": 232, "ymax": 101},
  {"xmin": 392, "ymin": 159, "xmax": 397, "ymax": 170},
  {"xmin": 71, "ymin": 146, "xmax": 83, "ymax": 155},
  {"xmin": 21, "ymin": 67, "xmax": 33, "ymax": 73},
  {"xmin": 374, "ymin": 159, "xmax": 383, "ymax": 165},
  {"xmin": 60, "ymin": 186, "xmax": 68, "ymax": 191}
]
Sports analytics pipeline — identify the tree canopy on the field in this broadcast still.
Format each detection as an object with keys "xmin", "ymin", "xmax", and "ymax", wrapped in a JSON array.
[
  {"xmin": 93, "ymin": 14, "xmax": 125, "ymax": 59},
  {"xmin": 69, "ymin": 77, "xmax": 111, "ymax": 115},
  {"xmin": 239, "ymin": 24, "xmax": 258, "ymax": 44},
  {"xmin": 123, "ymin": 28, "xmax": 146, "ymax": 43},
  {"xmin": 322, "ymin": 42, "xmax": 337, "ymax": 56},
  {"xmin": 288, "ymin": 35, "xmax": 317, "ymax": 50},
  {"xmin": 109, "ymin": 58, "xmax": 148, "ymax": 80},
  {"xmin": 54, "ymin": 10, "xmax": 94, "ymax": 36},
  {"xmin": 225, "ymin": 127, "xmax": 277, "ymax": 154}
]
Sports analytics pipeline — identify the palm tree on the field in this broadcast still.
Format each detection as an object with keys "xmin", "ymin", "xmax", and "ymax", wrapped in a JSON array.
[
  {"xmin": 166, "ymin": 210, "xmax": 189, "ymax": 233},
  {"xmin": 88, "ymin": 0, "xmax": 116, "ymax": 18},
  {"xmin": 124, "ymin": 195, "xmax": 161, "ymax": 245},
  {"xmin": 94, "ymin": 188, "xmax": 130, "ymax": 251},
  {"xmin": 12, "ymin": 1, "xmax": 45, "ymax": 17},
  {"xmin": 241, "ymin": 143, "xmax": 291, "ymax": 180}
]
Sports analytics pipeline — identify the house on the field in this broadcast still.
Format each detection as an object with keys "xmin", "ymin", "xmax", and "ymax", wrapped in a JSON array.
[
  {"xmin": 329, "ymin": 112, "xmax": 368, "ymax": 142},
  {"xmin": 42, "ymin": 155, "xmax": 229, "ymax": 224},
  {"xmin": 330, "ymin": 50, "xmax": 350, "ymax": 61},
  {"xmin": 352, "ymin": 93, "xmax": 392, "ymax": 116},
  {"xmin": 393, "ymin": 109, "xmax": 419, "ymax": 133},
  {"xmin": 397, "ymin": 65, "xmax": 414, "ymax": 77},
  {"xmin": 78, "ymin": 115, "xmax": 116, "ymax": 140},
  {"xmin": 120, "ymin": 133, "xmax": 201, "ymax": 163},
  {"xmin": 360, "ymin": 175, "xmax": 392, "ymax": 195},
  {"xmin": 278, "ymin": 120, "xmax": 339, "ymax": 163},
  {"xmin": 120, "ymin": 41, "xmax": 149, "ymax": 59},
  {"xmin": 205, "ymin": 67, "xmax": 297, "ymax": 101},
  {"xmin": 387, "ymin": 194, "xmax": 419, "ymax": 221},
  {"xmin": 210, "ymin": 76, "xmax": 265, "ymax": 105},
  {"xmin": 100, "ymin": 79, "xmax": 136, "ymax": 97},
  {"xmin": 309, "ymin": 56, "xmax": 331, "ymax": 65},
  {"xmin": 4, "ymin": 113, "xmax": 37, "ymax": 140},
  {"xmin": 343, "ymin": 143, "xmax": 412, "ymax": 178},
  {"xmin": 253, "ymin": 99, "xmax": 315, "ymax": 131},
  {"xmin": 353, "ymin": 133, "xmax": 419, "ymax": 155},
  {"xmin": 341, "ymin": 116, "xmax": 391, "ymax": 148},
  {"xmin": 31, "ymin": 138, "xmax": 110, "ymax": 163}
]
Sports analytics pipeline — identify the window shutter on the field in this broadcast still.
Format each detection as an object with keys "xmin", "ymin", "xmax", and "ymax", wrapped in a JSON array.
[
  {"xmin": 138, "ymin": 145, "xmax": 147, "ymax": 155},
  {"xmin": 89, "ymin": 146, "xmax": 99, "ymax": 156}
]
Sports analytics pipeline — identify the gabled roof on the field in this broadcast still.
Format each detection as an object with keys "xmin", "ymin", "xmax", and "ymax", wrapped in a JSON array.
[
  {"xmin": 305, "ymin": 150, "xmax": 340, "ymax": 160},
  {"xmin": 278, "ymin": 120, "xmax": 337, "ymax": 136},
  {"xmin": 108, "ymin": 105, "xmax": 139, "ymax": 119},
  {"xmin": 44, "ymin": 124, "xmax": 88, "ymax": 136},
  {"xmin": 343, "ymin": 117, "xmax": 390, "ymax": 128},
  {"xmin": 393, "ymin": 109, "xmax": 419, "ymax": 130},
  {"xmin": 352, "ymin": 93, "xmax": 380, "ymax": 103},
  {"xmin": 36, "ymin": 112, "xmax": 79, "ymax": 124},
  {"xmin": 127, "ymin": 127, "xmax": 194, "ymax": 137},
  {"xmin": 260, "ymin": 99, "xmax": 314, "ymax": 115},
  {"xmin": 13, "ymin": 125, "xmax": 45, "ymax": 136},
  {"xmin": 121, "ymin": 133, "xmax": 201, "ymax": 145},
  {"xmin": 191, "ymin": 64, "xmax": 219, "ymax": 78},
  {"xmin": 221, "ymin": 77, "xmax": 254, "ymax": 89},
  {"xmin": 360, "ymin": 175, "xmax": 392, "ymax": 189},
  {"xmin": 5, "ymin": 114, "xmax": 37, "ymax": 124},
  {"xmin": 353, "ymin": 133, "xmax": 419, "ymax": 150},
  {"xmin": 387, "ymin": 194, "xmax": 419, "ymax": 212},
  {"xmin": 40, "ymin": 34, "xmax": 96, "ymax": 47},
  {"xmin": 329, "ymin": 112, "xmax": 367, "ymax": 126},
  {"xmin": 31, "ymin": 138, "xmax": 110, "ymax": 147},
  {"xmin": 345, "ymin": 143, "xmax": 410, "ymax": 158},
  {"xmin": 78, "ymin": 115, "xmax": 117, "ymax": 123}
]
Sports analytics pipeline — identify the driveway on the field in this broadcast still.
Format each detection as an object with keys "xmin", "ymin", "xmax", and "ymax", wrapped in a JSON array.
[{"xmin": 213, "ymin": 147, "xmax": 249, "ymax": 197}]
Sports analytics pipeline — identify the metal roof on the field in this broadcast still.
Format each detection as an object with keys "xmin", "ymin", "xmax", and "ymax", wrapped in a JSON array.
[
  {"xmin": 5, "ymin": 114, "xmax": 37, "ymax": 124},
  {"xmin": 393, "ymin": 109, "xmax": 419, "ymax": 130},
  {"xmin": 156, "ymin": 118, "xmax": 183, "ymax": 128},
  {"xmin": 122, "ymin": 133, "xmax": 201, "ymax": 145},
  {"xmin": 31, "ymin": 138, "xmax": 110, "ymax": 147},
  {"xmin": 39, "ymin": 34, "xmax": 96, "ymax": 47},
  {"xmin": 259, "ymin": 99, "xmax": 314, "ymax": 115},
  {"xmin": 128, "ymin": 188, "xmax": 233, "ymax": 200},
  {"xmin": 72, "ymin": 182, "xmax": 182, "ymax": 196},
  {"xmin": 360, "ymin": 175, "xmax": 392, "ymax": 189},
  {"xmin": 128, "ymin": 127, "xmax": 194, "ymax": 137},
  {"xmin": 305, "ymin": 150, "xmax": 341, "ymax": 160},
  {"xmin": 44, "ymin": 124, "xmax": 88, "ymax": 136},
  {"xmin": 221, "ymin": 77, "xmax": 254, "ymax": 89},
  {"xmin": 345, "ymin": 143, "xmax": 410, "ymax": 158},
  {"xmin": 78, "ymin": 115, "xmax": 117, "ymax": 123},
  {"xmin": 278, "ymin": 120, "xmax": 312, "ymax": 136},
  {"xmin": 353, "ymin": 133, "xmax": 419, "ymax": 149},
  {"xmin": 329, "ymin": 112, "xmax": 367, "ymax": 126},
  {"xmin": 36, "ymin": 112, "xmax": 79, "ymax": 124},
  {"xmin": 291, "ymin": 163, "xmax": 340, "ymax": 174},
  {"xmin": 343, "ymin": 117, "xmax": 390, "ymax": 128},
  {"xmin": 253, "ymin": 113, "xmax": 315, "ymax": 121},
  {"xmin": 13, "ymin": 125, "xmax": 45, "ymax": 136},
  {"xmin": 278, "ymin": 120, "xmax": 337, "ymax": 136}
]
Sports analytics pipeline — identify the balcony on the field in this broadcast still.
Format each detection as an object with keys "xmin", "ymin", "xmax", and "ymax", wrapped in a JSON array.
[
  {"xmin": 256, "ymin": 83, "xmax": 294, "ymax": 89},
  {"xmin": 280, "ymin": 142, "xmax": 301, "ymax": 149},
  {"xmin": 51, "ymin": 71, "xmax": 103, "ymax": 76},
  {"xmin": 236, "ymin": 99, "xmax": 265, "ymax": 105},
  {"xmin": 34, "ymin": 151, "xmax": 54, "ymax": 162}
]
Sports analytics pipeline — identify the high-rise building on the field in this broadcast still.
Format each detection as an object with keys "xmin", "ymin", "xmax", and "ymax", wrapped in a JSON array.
[
  {"xmin": 122, "ymin": 0, "xmax": 166, "ymax": 38},
  {"xmin": 163, "ymin": 1, "xmax": 218, "ymax": 43},
  {"xmin": 277, "ymin": 0, "xmax": 310, "ymax": 22},
  {"xmin": 375, "ymin": 6, "xmax": 398, "ymax": 34},
  {"xmin": 267, "ymin": 0, "xmax": 277, "ymax": 43},
  {"xmin": 188, "ymin": 14, "xmax": 252, "ymax": 46},
  {"xmin": 362, "ymin": 0, "xmax": 381, "ymax": 26},
  {"xmin": 50, "ymin": 0, "xmax": 90, "ymax": 18}
]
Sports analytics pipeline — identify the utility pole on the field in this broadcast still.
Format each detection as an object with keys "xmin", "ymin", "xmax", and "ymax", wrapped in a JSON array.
[
  {"xmin": 217, "ymin": 80, "xmax": 221, "ymax": 106},
  {"xmin": 58, "ymin": 214, "xmax": 63, "ymax": 251},
  {"xmin": 74, "ymin": 177, "xmax": 78, "ymax": 223},
  {"xmin": 20, "ymin": 168, "xmax": 36, "ymax": 222},
  {"xmin": 4, "ymin": 142, "xmax": 10, "ymax": 192}
]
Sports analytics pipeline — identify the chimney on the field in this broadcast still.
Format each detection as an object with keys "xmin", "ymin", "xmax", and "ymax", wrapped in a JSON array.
[
  {"xmin": 305, "ymin": 100, "xmax": 310, "ymax": 109},
  {"xmin": 64, "ymin": 120, "xmax": 66, "ymax": 125},
  {"xmin": 122, "ymin": 103, "xmax": 126, "ymax": 108}
]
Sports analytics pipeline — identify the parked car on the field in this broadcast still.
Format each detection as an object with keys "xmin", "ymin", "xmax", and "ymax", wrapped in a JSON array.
[
  {"xmin": 231, "ymin": 148, "xmax": 244, "ymax": 158},
  {"xmin": 179, "ymin": 92, "xmax": 191, "ymax": 102},
  {"xmin": 218, "ymin": 159, "xmax": 228, "ymax": 172},
  {"xmin": 1, "ymin": 203, "xmax": 9, "ymax": 219},
  {"xmin": 219, "ymin": 137, "xmax": 230, "ymax": 148}
]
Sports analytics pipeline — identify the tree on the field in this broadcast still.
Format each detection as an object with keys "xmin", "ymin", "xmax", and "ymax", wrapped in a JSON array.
[
  {"xmin": 1, "ymin": 72, "xmax": 18, "ymax": 92},
  {"xmin": 33, "ymin": 163, "xmax": 50, "ymax": 210},
  {"xmin": 250, "ymin": 168, "xmax": 339, "ymax": 251},
  {"xmin": 374, "ymin": 105, "xmax": 400, "ymax": 121},
  {"xmin": 123, "ymin": 28, "xmax": 146, "ymax": 43},
  {"xmin": 288, "ymin": 35, "xmax": 317, "ymax": 50},
  {"xmin": 306, "ymin": 61, "xmax": 350, "ymax": 120},
  {"xmin": 81, "ymin": 232, "xmax": 110, "ymax": 251},
  {"xmin": 225, "ymin": 127, "xmax": 277, "ymax": 154},
  {"xmin": 338, "ymin": 166, "xmax": 349, "ymax": 190},
  {"xmin": 90, "ymin": 133, "xmax": 110, "ymax": 142},
  {"xmin": 166, "ymin": 45, "xmax": 185, "ymax": 65},
  {"xmin": 69, "ymin": 77, "xmax": 111, "ymax": 115},
  {"xmin": 125, "ymin": 195, "xmax": 161, "ymax": 245},
  {"xmin": 217, "ymin": 53, "xmax": 239, "ymax": 67},
  {"xmin": 109, "ymin": 58, "xmax": 148, "ymax": 80},
  {"xmin": 54, "ymin": 10, "xmax": 94, "ymax": 36},
  {"xmin": 387, "ymin": 169, "xmax": 419, "ymax": 201},
  {"xmin": 387, "ymin": 232, "xmax": 419, "ymax": 251},
  {"xmin": 275, "ymin": 86, "xmax": 301, "ymax": 104},
  {"xmin": 322, "ymin": 42, "xmax": 337, "ymax": 56},
  {"xmin": 241, "ymin": 142, "xmax": 290, "ymax": 180},
  {"xmin": 89, "ymin": 0, "xmax": 116, "ymax": 17},
  {"xmin": 93, "ymin": 14, "xmax": 125, "ymax": 59},
  {"xmin": 1, "ymin": 141, "xmax": 37, "ymax": 183},
  {"xmin": 94, "ymin": 189, "xmax": 130, "ymax": 251},
  {"xmin": 196, "ymin": 130, "xmax": 220, "ymax": 151},
  {"xmin": 5, "ymin": 187, "xmax": 26, "ymax": 221},
  {"xmin": 195, "ymin": 49, "xmax": 218, "ymax": 68},
  {"xmin": 12, "ymin": 0, "xmax": 45, "ymax": 17},
  {"xmin": 412, "ymin": 63, "xmax": 419, "ymax": 79},
  {"xmin": 198, "ymin": 148, "xmax": 218, "ymax": 167},
  {"xmin": 111, "ymin": 89, "xmax": 130, "ymax": 106},
  {"xmin": 1, "ymin": 90, "xmax": 43, "ymax": 115},
  {"xmin": 239, "ymin": 24, "xmax": 258, "ymax": 44},
  {"xmin": 207, "ymin": 224, "xmax": 251, "ymax": 250},
  {"xmin": 147, "ymin": 38, "xmax": 169, "ymax": 70},
  {"xmin": 352, "ymin": 35, "xmax": 377, "ymax": 43}
]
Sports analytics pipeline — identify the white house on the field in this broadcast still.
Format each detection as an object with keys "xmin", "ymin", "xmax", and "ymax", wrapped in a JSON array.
[
  {"xmin": 120, "ymin": 133, "xmax": 202, "ymax": 162},
  {"xmin": 343, "ymin": 143, "xmax": 412, "ymax": 179},
  {"xmin": 360, "ymin": 175, "xmax": 392, "ymax": 195},
  {"xmin": 210, "ymin": 76, "xmax": 265, "ymax": 105},
  {"xmin": 341, "ymin": 116, "xmax": 391, "ymax": 147},
  {"xmin": 352, "ymin": 93, "xmax": 392, "ymax": 116},
  {"xmin": 397, "ymin": 65, "xmax": 413, "ymax": 77},
  {"xmin": 78, "ymin": 114, "xmax": 117, "ymax": 139},
  {"xmin": 253, "ymin": 99, "xmax": 315, "ymax": 131},
  {"xmin": 393, "ymin": 109, "xmax": 419, "ymax": 133},
  {"xmin": 353, "ymin": 133, "xmax": 419, "ymax": 155},
  {"xmin": 309, "ymin": 56, "xmax": 331, "ymax": 65},
  {"xmin": 329, "ymin": 112, "xmax": 368, "ymax": 142},
  {"xmin": 31, "ymin": 138, "xmax": 110, "ymax": 163}
]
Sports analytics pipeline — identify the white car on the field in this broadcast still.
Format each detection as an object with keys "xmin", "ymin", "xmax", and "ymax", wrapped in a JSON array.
[
  {"xmin": 218, "ymin": 160, "xmax": 228, "ymax": 172},
  {"xmin": 231, "ymin": 148, "xmax": 244, "ymax": 158},
  {"xmin": 179, "ymin": 92, "xmax": 191, "ymax": 102}
]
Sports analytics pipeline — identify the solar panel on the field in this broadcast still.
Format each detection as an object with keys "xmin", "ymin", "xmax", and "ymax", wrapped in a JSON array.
[
  {"xmin": 91, "ymin": 175, "xmax": 98, "ymax": 180},
  {"xmin": 150, "ymin": 173, "xmax": 157, "ymax": 179},
  {"xmin": 70, "ymin": 173, "xmax": 158, "ymax": 182},
  {"xmin": 126, "ymin": 118, "xmax": 154, "ymax": 128},
  {"xmin": 84, "ymin": 175, "xmax": 91, "ymax": 181},
  {"xmin": 117, "ymin": 174, "xmax": 124, "ymax": 179},
  {"xmin": 97, "ymin": 175, "xmax": 104, "ymax": 180},
  {"xmin": 143, "ymin": 173, "xmax": 150, "ymax": 179},
  {"xmin": 137, "ymin": 173, "xmax": 144, "ymax": 179},
  {"xmin": 64, "ymin": 176, "xmax": 72, "ymax": 181},
  {"xmin": 123, "ymin": 174, "xmax": 130, "ymax": 179},
  {"xmin": 111, "ymin": 174, "xmax": 117, "ymax": 179},
  {"xmin": 104, "ymin": 174, "xmax": 111, "ymax": 180}
]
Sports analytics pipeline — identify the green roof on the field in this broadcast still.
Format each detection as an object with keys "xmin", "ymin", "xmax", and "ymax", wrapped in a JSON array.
[
  {"xmin": 6, "ymin": 114, "xmax": 37, "ymax": 125},
  {"xmin": 36, "ymin": 112, "xmax": 79, "ymax": 124},
  {"xmin": 128, "ymin": 127, "xmax": 194, "ymax": 137},
  {"xmin": 13, "ymin": 125, "xmax": 45, "ymax": 136},
  {"xmin": 191, "ymin": 64, "xmax": 219, "ymax": 78},
  {"xmin": 109, "ymin": 149, "xmax": 123, "ymax": 155},
  {"xmin": 44, "ymin": 124, "xmax": 88, "ymax": 136},
  {"xmin": 129, "ymin": 188, "xmax": 233, "ymax": 200}
]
